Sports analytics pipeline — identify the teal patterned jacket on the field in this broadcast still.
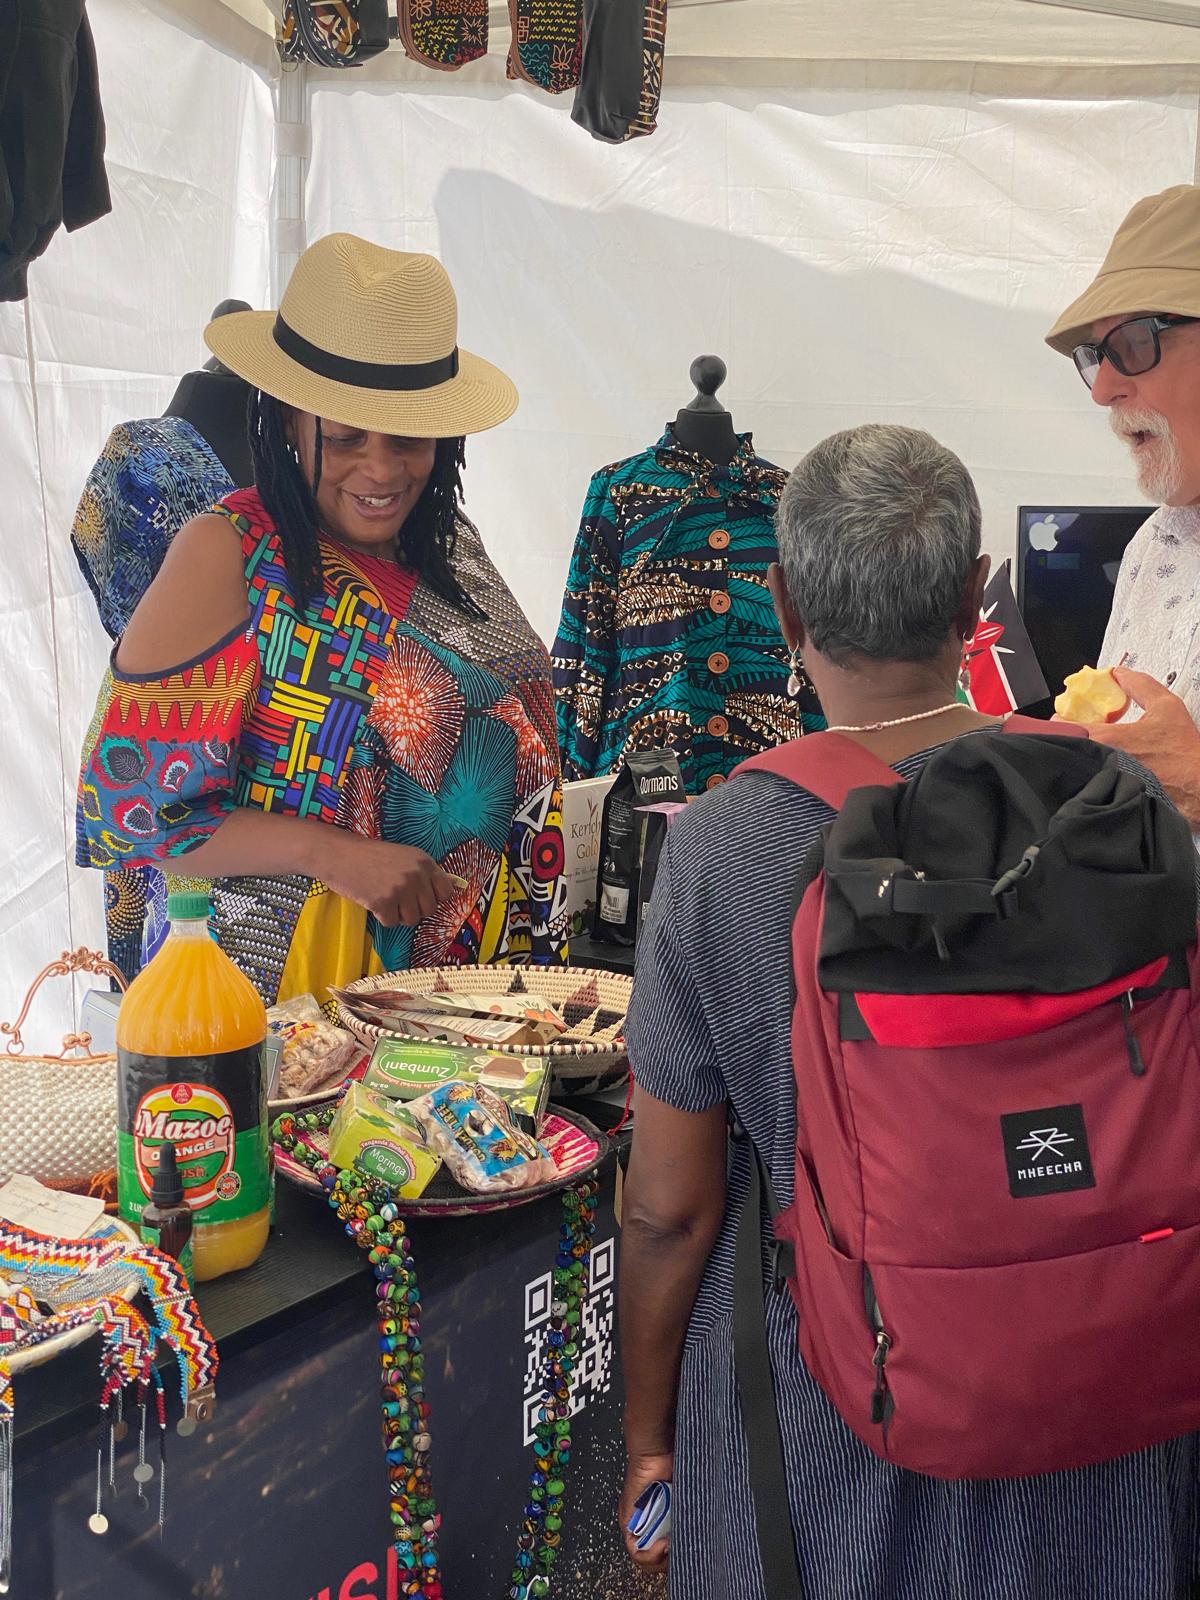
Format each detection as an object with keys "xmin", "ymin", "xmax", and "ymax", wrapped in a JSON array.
[{"xmin": 551, "ymin": 430, "xmax": 824, "ymax": 795}]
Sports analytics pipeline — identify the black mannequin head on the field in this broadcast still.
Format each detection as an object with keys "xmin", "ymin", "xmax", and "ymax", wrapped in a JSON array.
[
  {"xmin": 164, "ymin": 299, "xmax": 255, "ymax": 487},
  {"xmin": 202, "ymin": 299, "xmax": 252, "ymax": 374},
  {"xmin": 673, "ymin": 355, "xmax": 738, "ymax": 467}
]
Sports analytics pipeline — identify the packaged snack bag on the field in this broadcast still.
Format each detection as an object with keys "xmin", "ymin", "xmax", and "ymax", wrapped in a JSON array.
[
  {"xmin": 408, "ymin": 1083, "xmax": 554, "ymax": 1193},
  {"xmin": 267, "ymin": 995, "xmax": 367, "ymax": 1098}
]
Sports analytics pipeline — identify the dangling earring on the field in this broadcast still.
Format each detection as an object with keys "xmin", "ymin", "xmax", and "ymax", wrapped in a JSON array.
[
  {"xmin": 957, "ymin": 661, "xmax": 971, "ymax": 700},
  {"xmin": 787, "ymin": 648, "xmax": 804, "ymax": 699}
]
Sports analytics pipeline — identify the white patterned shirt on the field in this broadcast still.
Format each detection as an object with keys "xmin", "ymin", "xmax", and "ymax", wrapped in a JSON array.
[{"xmin": 1099, "ymin": 505, "xmax": 1200, "ymax": 724}]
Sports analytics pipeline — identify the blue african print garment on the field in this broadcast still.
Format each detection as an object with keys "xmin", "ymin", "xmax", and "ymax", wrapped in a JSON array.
[
  {"xmin": 627, "ymin": 736, "xmax": 1200, "ymax": 1600},
  {"xmin": 71, "ymin": 415, "xmax": 234, "ymax": 641},
  {"xmin": 551, "ymin": 429, "xmax": 824, "ymax": 795},
  {"xmin": 71, "ymin": 415, "xmax": 235, "ymax": 981}
]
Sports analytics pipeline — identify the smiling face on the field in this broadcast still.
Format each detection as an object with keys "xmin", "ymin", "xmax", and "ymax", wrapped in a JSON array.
[
  {"xmin": 287, "ymin": 410, "xmax": 437, "ymax": 554},
  {"xmin": 1088, "ymin": 310, "xmax": 1200, "ymax": 506}
]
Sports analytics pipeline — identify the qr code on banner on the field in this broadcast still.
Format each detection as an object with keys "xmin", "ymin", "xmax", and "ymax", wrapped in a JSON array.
[{"xmin": 522, "ymin": 1234, "xmax": 615, "ymax": 1446}]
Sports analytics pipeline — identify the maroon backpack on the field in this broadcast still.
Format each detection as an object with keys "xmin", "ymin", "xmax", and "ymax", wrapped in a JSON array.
[{"xmin": 730, "ymin": 721, "xmax": 1200, "ymax": 1543}]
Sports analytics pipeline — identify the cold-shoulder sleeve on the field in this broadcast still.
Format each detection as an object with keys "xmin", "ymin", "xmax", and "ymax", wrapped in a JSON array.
[{"xmin": 76, "ymin": 621, "xmax": 260, "ymax": 870}]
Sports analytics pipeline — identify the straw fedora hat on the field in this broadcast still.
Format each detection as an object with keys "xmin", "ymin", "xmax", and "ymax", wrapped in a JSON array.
[
  {"xmin": 204, "ymin": 234, "xmax": 518, "ymax": 437},
  {"xmin": 1046, "ymin": 185, "xmax": 1200, "ymax": 356}
]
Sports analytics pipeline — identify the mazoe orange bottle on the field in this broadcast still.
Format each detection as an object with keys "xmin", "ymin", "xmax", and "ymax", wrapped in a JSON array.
[{"xmin": 117, "ymin": 892, "xmax": 270, "ymax": 1280}]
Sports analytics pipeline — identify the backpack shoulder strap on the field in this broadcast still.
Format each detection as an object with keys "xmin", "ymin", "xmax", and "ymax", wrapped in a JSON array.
[
  {"xmin": 736, "ymin": 719, "xmax": 1091, "ymax": 809},
  {"xmin": 734, "ymin": 731, "xmax": 904, "ymax": 811},
  {"xmin": 731, "ymin": 1118, "xmax": 806, "ymax": 1597},
  {"xmin": 1003, "ymin": 714, "xmax": 1089, "ymax": 739}
]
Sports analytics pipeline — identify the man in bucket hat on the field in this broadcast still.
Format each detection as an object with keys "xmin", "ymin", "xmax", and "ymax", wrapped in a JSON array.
[{"xmin": 1047, "ymin": 184, "xmax": 1200, "ymax": 824}]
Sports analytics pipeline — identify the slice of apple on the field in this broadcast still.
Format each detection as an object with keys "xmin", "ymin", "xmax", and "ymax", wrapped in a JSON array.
[{"xmin": 1053, "ymin": 665, "xmax": 1130, "ymax": 725}]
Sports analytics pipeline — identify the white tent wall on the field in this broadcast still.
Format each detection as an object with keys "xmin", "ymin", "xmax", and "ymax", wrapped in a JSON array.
[
  {"xmin": 305, "ymin": 65, "xmax": 1198, "ymax": 648},
  {"xmin": 0, "ymin": 0, "xmax": 272, "ymax": 1039},
  {"xmin": 5, "ymin": 1, "xmax": 1200, "ymax": 1035}
]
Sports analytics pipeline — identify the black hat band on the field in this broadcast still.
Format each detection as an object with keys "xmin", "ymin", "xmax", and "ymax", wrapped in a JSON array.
[{"xmin": 272, "ymin": 314, "xmax": 460, "ymax": 391}]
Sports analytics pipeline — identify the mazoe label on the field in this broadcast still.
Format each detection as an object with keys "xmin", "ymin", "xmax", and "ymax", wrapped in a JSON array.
[{"xmin": 134, "ymin": 1083, "xmax": 236, "ymax": 1208}]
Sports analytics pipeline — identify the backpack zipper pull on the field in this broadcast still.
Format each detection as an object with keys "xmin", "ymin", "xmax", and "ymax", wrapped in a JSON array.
[
  {"xmin": 1121, "ymin": 991, "xmax": 1147, "ymax": 1077},
  {"xmin": 870, "ymin": 1331, "xmax": 891, "ymax": 1424}
]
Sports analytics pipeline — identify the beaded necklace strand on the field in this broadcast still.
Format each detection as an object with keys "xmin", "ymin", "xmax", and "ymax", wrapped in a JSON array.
[{"xmin": 274, "ymin": 1108, "xmax": 600, "ymax": 1599}]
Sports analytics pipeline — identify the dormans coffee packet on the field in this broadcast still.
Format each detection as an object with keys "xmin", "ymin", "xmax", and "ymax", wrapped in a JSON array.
[{"xmin": 593, "ymin": 748, "xmax": 687, "ymax": 945}]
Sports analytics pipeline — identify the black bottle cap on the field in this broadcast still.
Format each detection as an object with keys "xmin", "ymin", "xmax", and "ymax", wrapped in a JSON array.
[{"xmin": 150, "ymin": 1141, "xmax": 184, "ymax": 1207}]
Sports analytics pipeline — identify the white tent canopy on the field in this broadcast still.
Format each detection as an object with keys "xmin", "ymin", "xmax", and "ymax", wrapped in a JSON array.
[{"xmin": 2, "ymin": 0, "xmax": 1196, "ymax": 1033}]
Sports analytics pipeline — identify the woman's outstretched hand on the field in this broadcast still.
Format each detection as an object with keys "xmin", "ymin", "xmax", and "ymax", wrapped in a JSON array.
[{"xmin": 321, "ymin": 832, "xmax": 459, "ymax": 926}]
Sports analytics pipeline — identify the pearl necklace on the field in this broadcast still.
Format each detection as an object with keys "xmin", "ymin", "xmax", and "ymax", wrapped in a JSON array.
[{"xmin": 823, "ymin": 701, "xmax": 969, "ymax": 735}]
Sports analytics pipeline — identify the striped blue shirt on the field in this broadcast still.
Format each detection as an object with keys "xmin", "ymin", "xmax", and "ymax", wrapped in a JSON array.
[{"xmin": 627, "ymin": 738, "xmax": 1200, "ymax": 1600}]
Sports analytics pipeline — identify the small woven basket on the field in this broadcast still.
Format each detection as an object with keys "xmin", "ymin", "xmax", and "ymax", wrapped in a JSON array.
[{"xmin": 0, "ymin": 950, "xmax": 126, "ymax": 1199}]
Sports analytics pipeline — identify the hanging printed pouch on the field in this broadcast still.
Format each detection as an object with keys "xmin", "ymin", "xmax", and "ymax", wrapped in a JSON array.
[
  {"xmin": 572, "ymin": 0, "xmax": 668, "ymax": 141},
  {"xmin": 278, "ymin": 0, "xmax": 392, "ymax": 67},
  {"xmin": 395, "ymin": 0, "xmax": 489, "ymax": 70},
  {"xmin": 507, "ymin": 0, "xmax": 584, "ymax": 94}
]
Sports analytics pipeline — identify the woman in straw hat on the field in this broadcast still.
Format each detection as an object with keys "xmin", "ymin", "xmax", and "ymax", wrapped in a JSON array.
[{"xmin": 76, "ymin": 234, "xmax": 568, "ymax": 1004}]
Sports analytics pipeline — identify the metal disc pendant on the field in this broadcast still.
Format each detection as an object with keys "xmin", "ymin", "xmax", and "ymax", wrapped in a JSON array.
[
  {"xmin": 133, "ymin": 1463, "xmax": 154, "ymax": 1485},
  {"xmin": 113, "ymin": 1421, "xmax": 129, "ymax": 1443},
  {"xmin": 176, "ymin": 1417, "xmax": 197, "ymax": 1438},
  {"xmin": 88, "ymin": 1514, "xmax": 109, "ymax": 1537}
]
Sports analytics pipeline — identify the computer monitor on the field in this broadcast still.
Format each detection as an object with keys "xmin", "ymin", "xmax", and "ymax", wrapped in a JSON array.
[{"xmin": 1016, "ymin": 505, "xmax": 1151, "ymax": 715}]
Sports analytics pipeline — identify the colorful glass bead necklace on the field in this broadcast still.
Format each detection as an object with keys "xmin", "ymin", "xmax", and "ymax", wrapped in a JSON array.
[{"xmin": 273, "ymin": 1108, "xmax": 599, "ymax": 1599}]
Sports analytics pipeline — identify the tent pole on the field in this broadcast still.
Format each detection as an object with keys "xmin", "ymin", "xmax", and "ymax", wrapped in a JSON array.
[{"xmin": 272, "ymin": 62, "xmax": 310, "ymax": 302}]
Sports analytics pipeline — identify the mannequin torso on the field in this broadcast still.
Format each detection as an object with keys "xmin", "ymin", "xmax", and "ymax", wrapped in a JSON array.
[{"xmin": 163, "ymin": 369, "xmax": 253, "ymax": 488}]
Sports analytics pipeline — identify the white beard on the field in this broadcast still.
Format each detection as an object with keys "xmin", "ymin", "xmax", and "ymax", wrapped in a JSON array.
[{"xmin": 1110, "ymin": 406, "xmax": 1185, "ymax": 504}]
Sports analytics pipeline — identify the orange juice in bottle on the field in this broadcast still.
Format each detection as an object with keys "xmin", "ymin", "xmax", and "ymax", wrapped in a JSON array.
[{"xmin": 117, "ymin": 891, "xmax": 270, "ymax": 1281}]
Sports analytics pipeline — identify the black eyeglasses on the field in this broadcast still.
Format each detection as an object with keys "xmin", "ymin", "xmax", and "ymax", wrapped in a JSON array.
[{"xmin": 1072, "ymin": 313, "xmax": 1200, "ymax": 389}]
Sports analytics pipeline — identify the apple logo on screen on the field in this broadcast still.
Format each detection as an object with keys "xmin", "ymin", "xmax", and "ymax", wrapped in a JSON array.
[{"xmin": 1028, "ymin": 514, "xmax": 1059, "ymax": 552}]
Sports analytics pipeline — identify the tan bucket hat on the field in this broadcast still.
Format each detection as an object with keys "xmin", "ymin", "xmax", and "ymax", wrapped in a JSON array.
[
  {"xmin": 1046, "ymin": 185, "xmax": 1200, "ymax": 356},
  {"xmin": 204, "ymin": 234, "xmax": 518, "ymax": 437}
]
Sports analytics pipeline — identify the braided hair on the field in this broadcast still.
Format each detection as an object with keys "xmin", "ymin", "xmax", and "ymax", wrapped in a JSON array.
[{"xmin": 247, "ymin": 390, "xmax": 485, "ymax": 618}]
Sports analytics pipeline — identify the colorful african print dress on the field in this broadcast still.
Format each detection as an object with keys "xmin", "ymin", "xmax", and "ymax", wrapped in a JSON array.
[
  {"xmin": 552, "ymin": 429, "xmax": 824, "ymax": 795},
  {"xmin": 76, "ymin": 488, "xmax": 569, "ymax": 1006}
]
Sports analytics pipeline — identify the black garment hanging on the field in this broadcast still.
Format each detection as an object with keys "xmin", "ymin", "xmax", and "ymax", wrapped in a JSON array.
[
  {"xmin": 571, "ymin": 0, "xmax": 667, "ymax": 143},
  {"xmin": 0, "ymin": 0, "xmax": 112, "ymax": 302}
]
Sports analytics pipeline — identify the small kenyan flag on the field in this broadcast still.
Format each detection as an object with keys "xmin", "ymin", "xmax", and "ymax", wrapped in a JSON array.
[{"xmin": 959, "ymin": 561, "xmax": 1049, "ymax": 715}]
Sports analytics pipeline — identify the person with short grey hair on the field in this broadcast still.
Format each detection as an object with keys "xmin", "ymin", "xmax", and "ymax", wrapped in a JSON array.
[
  {"xmin": 616, "ymin": 422, "xmax": 1200, "ymax": 1600},
  {"xmin": 777, "ymin": 423, "xmax": 981, "ymax": 666}
]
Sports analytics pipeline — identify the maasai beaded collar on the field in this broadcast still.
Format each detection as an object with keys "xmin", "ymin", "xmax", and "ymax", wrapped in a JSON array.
[
  {"xmin": 273, "ymin": 1108, "xmax": 601, "ymax": 1599},
  {"xmin": 0, "ymin": 1222, "xmax": 219, "ymax": 1588},
  {"xmin": 0, "ymin": 1222, "xmax": 218, "ymax": 1418},
  {"xmin": 0, "ymin": 1292, "xmax": 177, "ymax": 1588}
]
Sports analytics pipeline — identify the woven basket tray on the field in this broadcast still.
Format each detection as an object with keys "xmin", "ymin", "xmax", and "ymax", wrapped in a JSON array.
[
  {"xmin": 334, "ymin": 965, "xmax": 632, "ymax": 1082},
  {"xmin": 276, "ymin": 1104, "xmax": 608, "ymax": 1218}
]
